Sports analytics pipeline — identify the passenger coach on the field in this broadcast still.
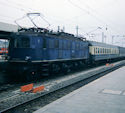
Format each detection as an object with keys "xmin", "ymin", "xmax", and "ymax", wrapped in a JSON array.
[{"xmin": 89, "ymin": 41, "xmax": 119, "ymax": 62}]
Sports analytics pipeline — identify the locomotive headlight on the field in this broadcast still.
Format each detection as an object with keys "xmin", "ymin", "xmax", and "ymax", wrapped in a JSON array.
[{"xmin": 25, "ymin": 56, "xmax": 31, "ymax": 61}]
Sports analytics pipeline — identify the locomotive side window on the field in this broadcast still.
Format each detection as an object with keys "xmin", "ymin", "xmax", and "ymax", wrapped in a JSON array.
[
  {"xmin": 43, "ymin": 38, "xmax": 46, "ymax": 48},
  {"xmin": 67, "ymin": 41, "xmax": 71, "ymax": 49},
  {"xmin": 14, "ymin": 37, "xmax": 30, "ymax": 48},
  {"xmin": 78, "ymin": 43, "xmax": 80, "ymax": 50},
  {"xmin": 49, "ymin": 39, "xmax": 54, "ymax": 48},
  {"xmin": 80, "ymin": 43, "xmax": 82, "ymax": 50},
  {"xmin": 71, "ymin": 42, "xmax": 75, "ymax": 50},
  {"xmin": 62, "ymin": 41, "xmax": 65, "ymax": 49},
  {"xmin": 21, "ymin": 38, "xmax": 30, "ymax": 48},
  {"xmin": 59, "ymin": 40, "xmax": 62, "ymax": 49},
  {"xmin": 14, "ymin": 38, "xmax": 19, "ymax": 48},
  {"xmin": 75, "ymin": 43, "xmax": 78, "ymax": 50},
  {"xmin": 55, "ymin": 40, "xmax": 59, "ymax": 48}
]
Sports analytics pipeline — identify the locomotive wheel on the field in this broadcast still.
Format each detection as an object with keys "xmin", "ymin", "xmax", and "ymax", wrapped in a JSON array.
[
  {"xmin": 61, "ymin": 63, "xmax": 71, "ymax": 74},
  {"xmin": 51, "ymin": 63, "xmax": 61, "ymax": 74},
  {"xmin": 23, "ymin": 70, "xmax": 37, "ymax": 82}
]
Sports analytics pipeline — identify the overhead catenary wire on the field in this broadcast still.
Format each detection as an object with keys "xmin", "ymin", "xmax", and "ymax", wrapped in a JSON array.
[
  {"xmin": 77, "ymin": 0, "xmax": 121, "ymax": 34},
  {"xmin": 68, "ymin": 0, "xmax": 107, "ymax": 25},
  {"xmin": 67, "ymin": 0, "xmax": 122, "ymax": 35}
]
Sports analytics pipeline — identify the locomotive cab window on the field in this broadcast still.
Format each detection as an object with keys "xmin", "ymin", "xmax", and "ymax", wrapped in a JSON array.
[{"xmin": 14, "ymin": 37, "xmax": 30, "ymax": 48}]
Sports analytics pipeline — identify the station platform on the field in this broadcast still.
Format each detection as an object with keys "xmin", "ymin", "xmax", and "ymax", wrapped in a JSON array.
[{"xmin": 34, "ymin": 66, "xmax": 125, "ymax": 113}]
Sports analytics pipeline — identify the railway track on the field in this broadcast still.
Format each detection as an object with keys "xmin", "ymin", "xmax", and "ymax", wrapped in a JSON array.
[{"xmin": 0, "ymin": 60, "xmax": 125, "ymax": 113}]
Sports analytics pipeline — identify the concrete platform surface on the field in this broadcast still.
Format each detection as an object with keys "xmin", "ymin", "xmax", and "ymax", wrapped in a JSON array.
[{"xmin": 34, "ymin": 66, "xmax": 125, "ymax": 113}]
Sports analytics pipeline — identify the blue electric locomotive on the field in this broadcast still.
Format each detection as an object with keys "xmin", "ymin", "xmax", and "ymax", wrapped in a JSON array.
[
  {"xmin": 7, "ymin": 28, "xmax": 90, "ymax": 80},
  {"xmin": 4, "ymin": 27, "xmax": 125, "ymax": 81}
]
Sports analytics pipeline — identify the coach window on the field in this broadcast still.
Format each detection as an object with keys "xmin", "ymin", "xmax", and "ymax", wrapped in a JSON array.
[
  {"xmin": 103, "ymin": 48, "xmax": 104, "ymax": 54},
  {"xmin": 94, "ymin": 47, "xmax": 96, "ymax": 54},
  {"xmin": 106, "ymin": 49, "xmax": 108, "ymax": 54},
  {"xmin": 100, "ymin": 48, "xmax": 102, "ymax": 54},
  {"xmin": 96, "ymin": 48, "xmax": 97, "ymax": 54},
  {"xmin": 116, "ymin": 49, "xmax": 117, "ymax": 54},
  {"xmin": 95, "ymin": 48, "xmax": 97, "ymax": 54},
  {"xmin": 98, "ymin": 48, "xmax": 99, "ymax": 54}
]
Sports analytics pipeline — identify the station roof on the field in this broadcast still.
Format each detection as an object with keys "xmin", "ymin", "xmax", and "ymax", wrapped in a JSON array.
[
  {"xmin": 0, "ymin": 22, "xmax": 19, "ymax": 39},
  {"xmin": 0, "ymin": 22, "xmax": 18, "ymax": 32}
]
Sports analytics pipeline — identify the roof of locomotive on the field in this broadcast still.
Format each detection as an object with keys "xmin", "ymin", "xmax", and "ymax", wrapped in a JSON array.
[{"xmin": 12, "ymin": 27, "xmax": 87, "ymax": 42}]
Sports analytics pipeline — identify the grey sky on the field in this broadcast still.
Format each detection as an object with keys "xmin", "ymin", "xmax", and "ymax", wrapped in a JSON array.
[{"xmin": 0, "ymin": 0, "xmax": 124, "ymax": 45}]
